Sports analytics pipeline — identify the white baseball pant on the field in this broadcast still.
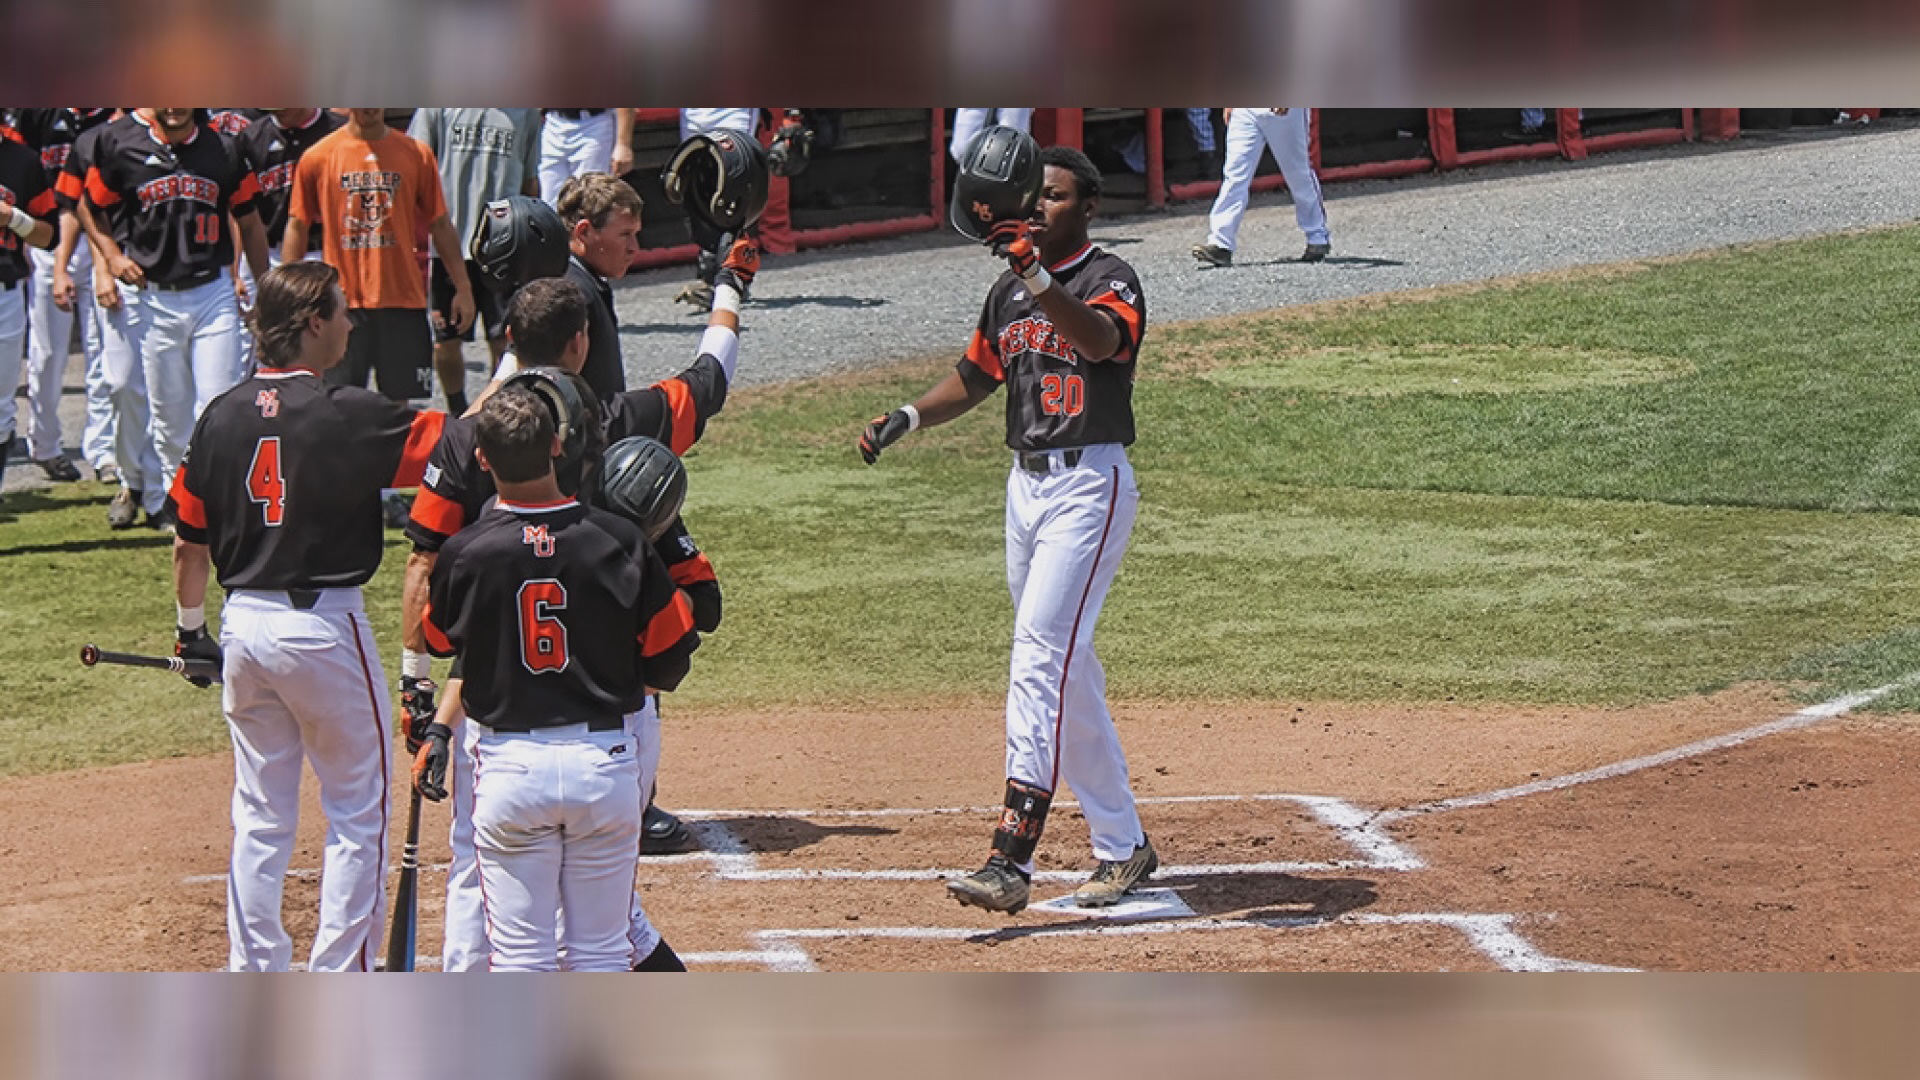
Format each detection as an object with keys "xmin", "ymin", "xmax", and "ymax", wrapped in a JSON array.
[
  {"xmin": 128, "ymin": 271, "xmax": 245, "ymax": 497},
  {"xmin": 442, "ymin": 696, "xmax": 664, "ymax": 972},
  {"xmin": 679, "ymin": 108, "xmax": 756, "ymax": 142},
  {"xmin": 951, "ymin": 109, "xmax": 1035, "ymax": 162},
  {"xmin": 538, "ymin": 112, "xmax": 618, "ymax": 206},
  {"xmin": 24, "ymin": 242, "xmax": 115, "ymax": 469},
  {"xmin": 1003, "ymin": 443, "xmax": 1146, "ymax": 864},
  {"xmin": 220, "ymin": 588, "xmax": 392, "ymax": 972},
  {"xmin": 471, "ymin": 723, "xmax": 643, "ymax": 972},
  {"xmin": 98, "ymin": 281, "xmax": 166, "ymax": 512},
  {"xmin": 1206, "ymin": 107, "xmax": 1330, "ymax": 252},
  {"xmin": 0, "ymin": 285, "xmax": 24, "ymax": 446}
]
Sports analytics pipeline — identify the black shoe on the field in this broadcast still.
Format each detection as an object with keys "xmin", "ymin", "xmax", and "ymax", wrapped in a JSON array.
[
  {"xmin": 946, "ymin": 854, "xmax": 1031, "ymax": 914},
  {"xmin": 631, "ymin": 938, "xmax": 688, "ymax": 972},
  {"xmin": 1301, "ymin": 243, "xmax": 1331, "ymax": 263},
  {"xmin": 36, "ymin": 455, "xmax": 82, "ymax": 483},
  {"xmin": 145, "ymin": 506, "xmax": 177, "ymax": 535},
  {"xmin": 642, "ymin": 803, "xmax": 698, "ymax": 854},
  {"xmin": 1190, "ymin": 243, "xmax": 1233, "ymax": 268}
]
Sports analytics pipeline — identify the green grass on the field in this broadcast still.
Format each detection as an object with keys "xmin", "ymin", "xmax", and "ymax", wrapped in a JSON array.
[{"xmin": 10, "ymin": 225, "xmax": 1920, "ymax": 775}]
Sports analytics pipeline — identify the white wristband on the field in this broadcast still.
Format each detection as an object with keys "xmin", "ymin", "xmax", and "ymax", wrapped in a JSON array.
[
  {"xmin": 1022, "ymin": 264, "xmax": 1053, "ymax": 296},
  {"xmin": 713, "ymin": 282, "xmax": 743, "ymax": 316},
  {"xmin": 5, "ymin": 207, "xmax": 33, "ymax": 239},
  {"xmin": 177, "ymin": 604, "xmax": 206, "ymax": 632},
  {"xmin": 401, "ymin": 648, "xmax": 432, "ymax": 681},
  {"xmin": 900, "ymin": 404, "xmax": 921, "ymax": 433}
]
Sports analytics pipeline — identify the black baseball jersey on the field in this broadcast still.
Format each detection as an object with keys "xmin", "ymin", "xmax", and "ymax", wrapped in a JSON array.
[
  {"xmin": 406, "ymin": 354, "xmax": 728, "ymax": 553},
  {"xmin": 11, "ymin": 109, "xmax": 115, "ymax": 195},
  {"xmin": 956, "ymin": 243, "xmax": 1146, "ymax": 451},
  {"xmin": 423, "ymin": 500, "xmax": 699, "ymax": 729},
  {"xmin": 77, "ymin": 113, "xmax": 259, "ymax": 286},
  {"xmin": 0, "ymin": 138, "xmax": 57, "ymax": 282},
  {"xmin": 236, "ymin": 110, "xmax": 342, "ymax": 255},
  {"xmin": 167, "ymin": 370, "xmax": 446, "ymax": 590}
]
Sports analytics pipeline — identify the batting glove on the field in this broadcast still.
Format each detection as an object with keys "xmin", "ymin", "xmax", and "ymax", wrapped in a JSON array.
[
  {"xmin": 986, "ymin": 219, "xmax": 1041, "ymax": 281},
  {"xmin": 175, "ymin": 626, "xmax": 223, "ymax": 690},
  {"xmin": 713, "ymin": 234, "xmax": 761, "ymax": 300},
  {"xmin": 859, "ymin": 409, "xmax": 914, "ymax": 465},
  {"xmin": 399, "ymin": 675, "xmax": 438, "ymax": 754},
  {"xmin": 413, "ymin": 723, "xmax": 453, "ymax": 802}
]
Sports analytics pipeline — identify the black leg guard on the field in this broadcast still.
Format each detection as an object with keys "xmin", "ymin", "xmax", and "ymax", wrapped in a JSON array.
[
  {"xmin": 632, "ymin": 937, "xmax": 687, "ymax": 972},
  {"xmin": 990, "ymin": 779, "xmax": 1053, "ymax": 865}
]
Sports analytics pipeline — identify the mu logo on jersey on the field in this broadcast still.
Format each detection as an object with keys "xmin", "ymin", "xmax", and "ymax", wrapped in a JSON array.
[
  {"xmin": 522, "ymin": 524, "xmax": 556, "ymax": 558},
  {"xmin": 998, "ymin": 316, "xmax": 1077, "ymax": 365},
  {"xmin": 134, "ymin": 172, "xmax": 220, "ymax": 212},
  {"xmin": 254, "ymin": 388, "xmax": 280, "ymax": 418}
]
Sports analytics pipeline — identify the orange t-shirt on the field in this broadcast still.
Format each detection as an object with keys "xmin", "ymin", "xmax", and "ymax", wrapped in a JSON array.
[{"xmin": 288, "ymin": 126, "xmax": 446, "ymax": 311}]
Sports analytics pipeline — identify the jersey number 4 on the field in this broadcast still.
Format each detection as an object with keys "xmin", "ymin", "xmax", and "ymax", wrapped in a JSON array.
[
  {"xmin": 1039, "ymin": 373, "xmax": 1085, "ymax": 417},
  {"xmin": 246, "ymin": 436, "xmax": 285, "ymax": 527},
  {"xmin": 518, "ymin": 580, "xmax": 570, "ymax": 674}
]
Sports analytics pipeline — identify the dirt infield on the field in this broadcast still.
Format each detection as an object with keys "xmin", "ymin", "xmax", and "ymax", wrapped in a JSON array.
[{"xmin": 4, "ymin": 683, "xmax": 1917, "ymax": 971}]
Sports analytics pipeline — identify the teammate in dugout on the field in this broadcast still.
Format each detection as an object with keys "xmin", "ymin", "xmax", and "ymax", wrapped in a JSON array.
[
  {"xmin": 858, "ymin": 135, "xmax": 1157, "ymax": 914},
  {"xmin": 166, "ymin": 260, "xmax": 447, "ymax": 970},
  {"xmin": 419, "ymin": 386, "xmax": 699, "ymax": 971}
]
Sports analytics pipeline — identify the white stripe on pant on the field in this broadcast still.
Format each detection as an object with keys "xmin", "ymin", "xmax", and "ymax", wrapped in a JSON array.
[
  {"xmin": 221, "ymin": 588, "xmax": 391, "ymax": 972},
  {"xmin": 1003, "ymin": 443, "xmax": 1146, "ymax": 863}
]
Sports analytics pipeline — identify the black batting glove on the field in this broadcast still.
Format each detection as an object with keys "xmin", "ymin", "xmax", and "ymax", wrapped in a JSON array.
[
  {"xmin": 175, "ymin": 625, "xmax": 223, "ymax": 690},
  {"xmin": 859, "ymin": 410, "xmax": 913, "ymax": 465},
  {"xmin": 399, "ymin": 675, "xmax": 438, "ymax": 754},
  {"xmin": 413, "ymin": 723, "xmax": 452, "ymax": 802}
]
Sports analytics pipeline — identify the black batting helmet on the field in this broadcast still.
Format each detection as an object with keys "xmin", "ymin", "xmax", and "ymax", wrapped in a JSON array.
[
  {"xmin": 499, "ymin": 367, "xmax": 601, "ymax": 490},
  {"xmin": 600, "ymin": 436, "xmax": 687, "ymax": 542},
  {"xmin": 663, "ymin": 130, "xmax": 770, "ymax": 234},
  {"xmin": 470, "ymin": 195, "xmax": 570, "ymax": 290},
  {"xmin": 949, "ymin": 125, "xmax": 1042, "ymax": 242}
]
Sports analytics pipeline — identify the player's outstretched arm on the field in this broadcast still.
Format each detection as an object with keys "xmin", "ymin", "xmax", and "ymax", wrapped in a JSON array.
[{"xmin": 858, "ymin": 370, "xmax": 992, "ymax": 464}]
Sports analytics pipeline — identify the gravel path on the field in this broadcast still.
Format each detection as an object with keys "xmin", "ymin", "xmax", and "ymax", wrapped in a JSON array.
[{"xmin": 9, "ymin": 122, "xmax": 1920, "ymax": 495}]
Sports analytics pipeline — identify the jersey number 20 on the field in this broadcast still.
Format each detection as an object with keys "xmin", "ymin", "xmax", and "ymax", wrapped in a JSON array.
[
  {"xmin": 1040, "ymin": 373, "xmax": 1085, "ymax": 417},
  {"xmin": 246, "ymin": 437, "xmax": 284, "ymax": 526},
  {"xmin": 518, "ymin": 580, "xmax": 570, "ymax": 673}
]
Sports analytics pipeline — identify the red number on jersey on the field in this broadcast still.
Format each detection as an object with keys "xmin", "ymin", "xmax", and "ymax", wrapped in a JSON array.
[
  {"xmin": 517, "ymin": 580, "xmax": 569, "ymax": 673},
  {"xmin": 246, "ymin": 436, "xmax": 285, "ymax": 526},
  {"xmin": 1039, "ymin": 373, "xmax": 1085, "ymax": 417}
]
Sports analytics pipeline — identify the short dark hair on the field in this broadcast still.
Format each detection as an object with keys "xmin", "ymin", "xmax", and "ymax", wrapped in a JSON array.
[
  {"xmin": 250, "ymin": 261, "xmax": 340, "ymax": 368},
  {"xmin": 505, "ymin": 278, "xmax": 590, "ymax": 367},
  {"xmin": 476, "ymin": 387, "xmax": 555, "ymax": 484},
  {"xmin": 1041, "ymin": 145, "xmax": 1102, "ymax": 201}
]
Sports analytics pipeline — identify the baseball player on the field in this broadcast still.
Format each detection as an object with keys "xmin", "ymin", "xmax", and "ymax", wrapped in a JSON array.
[
  {"xmin": 166, "ymin": 260, "xmax": 447, "ymax": 970},
  {"xmin": 283, "ymin": 107, "xmax": 474, "ymax": 403},
  {"xmin": 12, "ymin": 108, "xmax": 117, "ymax": 485},
  {"xmin": 73, "ymin": 108, "xmax": 271, "ymax": 532},
  {"xmin": 949, "ymin": 108, "xmax": 1034, "ymax": 163},
  {"xmin": 406, "ymin": 237, "xmax": 754, "ymax": 970},
  {"xmin": 420, "ymin": 385, "xmax": 699, "ymax": 972},
  {"xmin": 233, "ymin": 108, "xmax": 342, "ymax": 377},
  {"xmin": 408, "ymin": 108, "xmax": 543, "ymax": 417},
  {"xmin": 0, "ymin": 132, "xmax": 59, "ymax": 495},
  {"xmin": 859, "ymin": 139, "xmax": 1156, "ymax": 914},
  {"xmin": 672, "ymin": 110, "xmax": 757, "ymax": 313},
  {"xmin": 1192, "ymin": 108, "xmax": 1331, "ymax": 267},
  {"xmin": 537, "ymin": 109, "xmax": 636, "ymax": 205}
]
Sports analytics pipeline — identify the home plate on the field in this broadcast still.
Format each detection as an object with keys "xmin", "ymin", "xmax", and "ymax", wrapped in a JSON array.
[{"xmin": 1030, "ymin": 888, "xmax": 1196, "ymax": 921}]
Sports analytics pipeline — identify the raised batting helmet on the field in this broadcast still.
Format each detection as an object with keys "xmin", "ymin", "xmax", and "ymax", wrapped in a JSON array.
[
  {"xmin": 470, "ymin": 195, "xmax": 570, "ymax": 290},
  {"xmin": 663, "ymin": 130, "xmax": 770, "ymax": 234},
  {"xmin": 499, "ymin": 367, "xmax": 602, "ymax": 487},
  {"xmin": 949, "ymin": 124, "xmax": 1042, "ymax": 242},
  {"xmin": 600, "ymin": 436, "xmax": 687, "ymax": 542}
]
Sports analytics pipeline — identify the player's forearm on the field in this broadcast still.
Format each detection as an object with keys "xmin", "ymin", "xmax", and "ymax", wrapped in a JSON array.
[
  {"xmin": 402, "ymin": 550, "xmax": 436, "ymax": 653},
  {"xmin": 173, "ymin": 537, "xmax": 212, "ymax": 613},
  {"xmin": 238, "ymin": 214, "xmax": 269, "ymax": 278},
  {"xmin": 54, "ymin": 211, "xmax": 81, "ymax": 264},
  {"xmin": 427, "ymin": 218, "xmax": 472, "ymax": 291},
  {"xmin": 614, "ymin": 109, "xmax": 635, "ymax": 153},
  {"xmin": 279, "ymin": 216, "xmax": 309, "ymax": 265},
  {"xmin": 909, "ymin": 370, "xmax": 991, "ymax": 429},
  {"xmin": 1033, "ymin": 287, "xmax": 1123, "ymax": 362},
  {"xmin": 76, "ymin": 199, "xmax": 121, "ymax": 262}
]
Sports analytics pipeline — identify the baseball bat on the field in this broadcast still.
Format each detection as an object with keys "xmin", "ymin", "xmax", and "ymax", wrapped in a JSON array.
[
  {"xmin": 79, "ymin": 643, "xmax": 222, "ymax": 684},
  {"xmin": 385, "ymin": 785, "xmax": 423, "ymax": 972}
]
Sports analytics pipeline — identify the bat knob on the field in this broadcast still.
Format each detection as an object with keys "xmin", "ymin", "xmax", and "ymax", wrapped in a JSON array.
[{"xmin": 80, "ymin": 644, "xmax": 100, "ymax": 667}]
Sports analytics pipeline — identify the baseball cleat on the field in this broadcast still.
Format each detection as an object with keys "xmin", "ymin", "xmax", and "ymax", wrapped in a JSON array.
[
  {"xmin": 947, "ymin": 854, "xmax": 1031, "ymax": 914},
  {"xmin": 1301, "ymin": 243, "xmax": 1331, "ymax": 263},
  {"xmin": 94, "ymin": 463, "xmax": 120, "ymax": 486},
  {"xmin": 642, "ymin": 803, "xmax": 700, "ymax": 854},
  {"xmin": 145, "ymin": 506, "xmax": 178, "ymax": 535},
  {"xmin": 37, "ymin": 456, "xmax": 82, "ymax": 483},
  {"xmin": 1073, "ymin": 836, "xmax": 1158, "ymax": 908},
  {"xmin": 107, "ymin": 488, "xmax": 141, "ymax": 529},
  {"xmin": 1190, "ymin": 243, "xmax": 1233, "ymax": 268}
]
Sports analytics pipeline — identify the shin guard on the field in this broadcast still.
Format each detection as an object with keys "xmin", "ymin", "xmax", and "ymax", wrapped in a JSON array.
[{"xmin": 990, "ymin": 779, "xmax": 1053, "ymax": 865}]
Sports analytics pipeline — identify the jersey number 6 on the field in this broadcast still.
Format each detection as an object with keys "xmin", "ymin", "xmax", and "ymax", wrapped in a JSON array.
[
  {"xmin": 1039, "ymin": 373, "xmax": 1085, "ymax": 417},
  {"xmin": 518, "ymin": 580, "xmax": 570, "ymax": 674},
  {"xmin": 247, "ymin": 436, "xmax": 285, "ymax": 526}
]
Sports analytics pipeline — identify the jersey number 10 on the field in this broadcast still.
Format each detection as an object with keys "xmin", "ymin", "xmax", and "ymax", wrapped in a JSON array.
[
  {"xmin": 1039, "ymin": 373, "xmax": 1085, "ymax": 417},
  {"xmin": 192, "ymin": 213, "xmax": 221, "ymax": 245}
]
